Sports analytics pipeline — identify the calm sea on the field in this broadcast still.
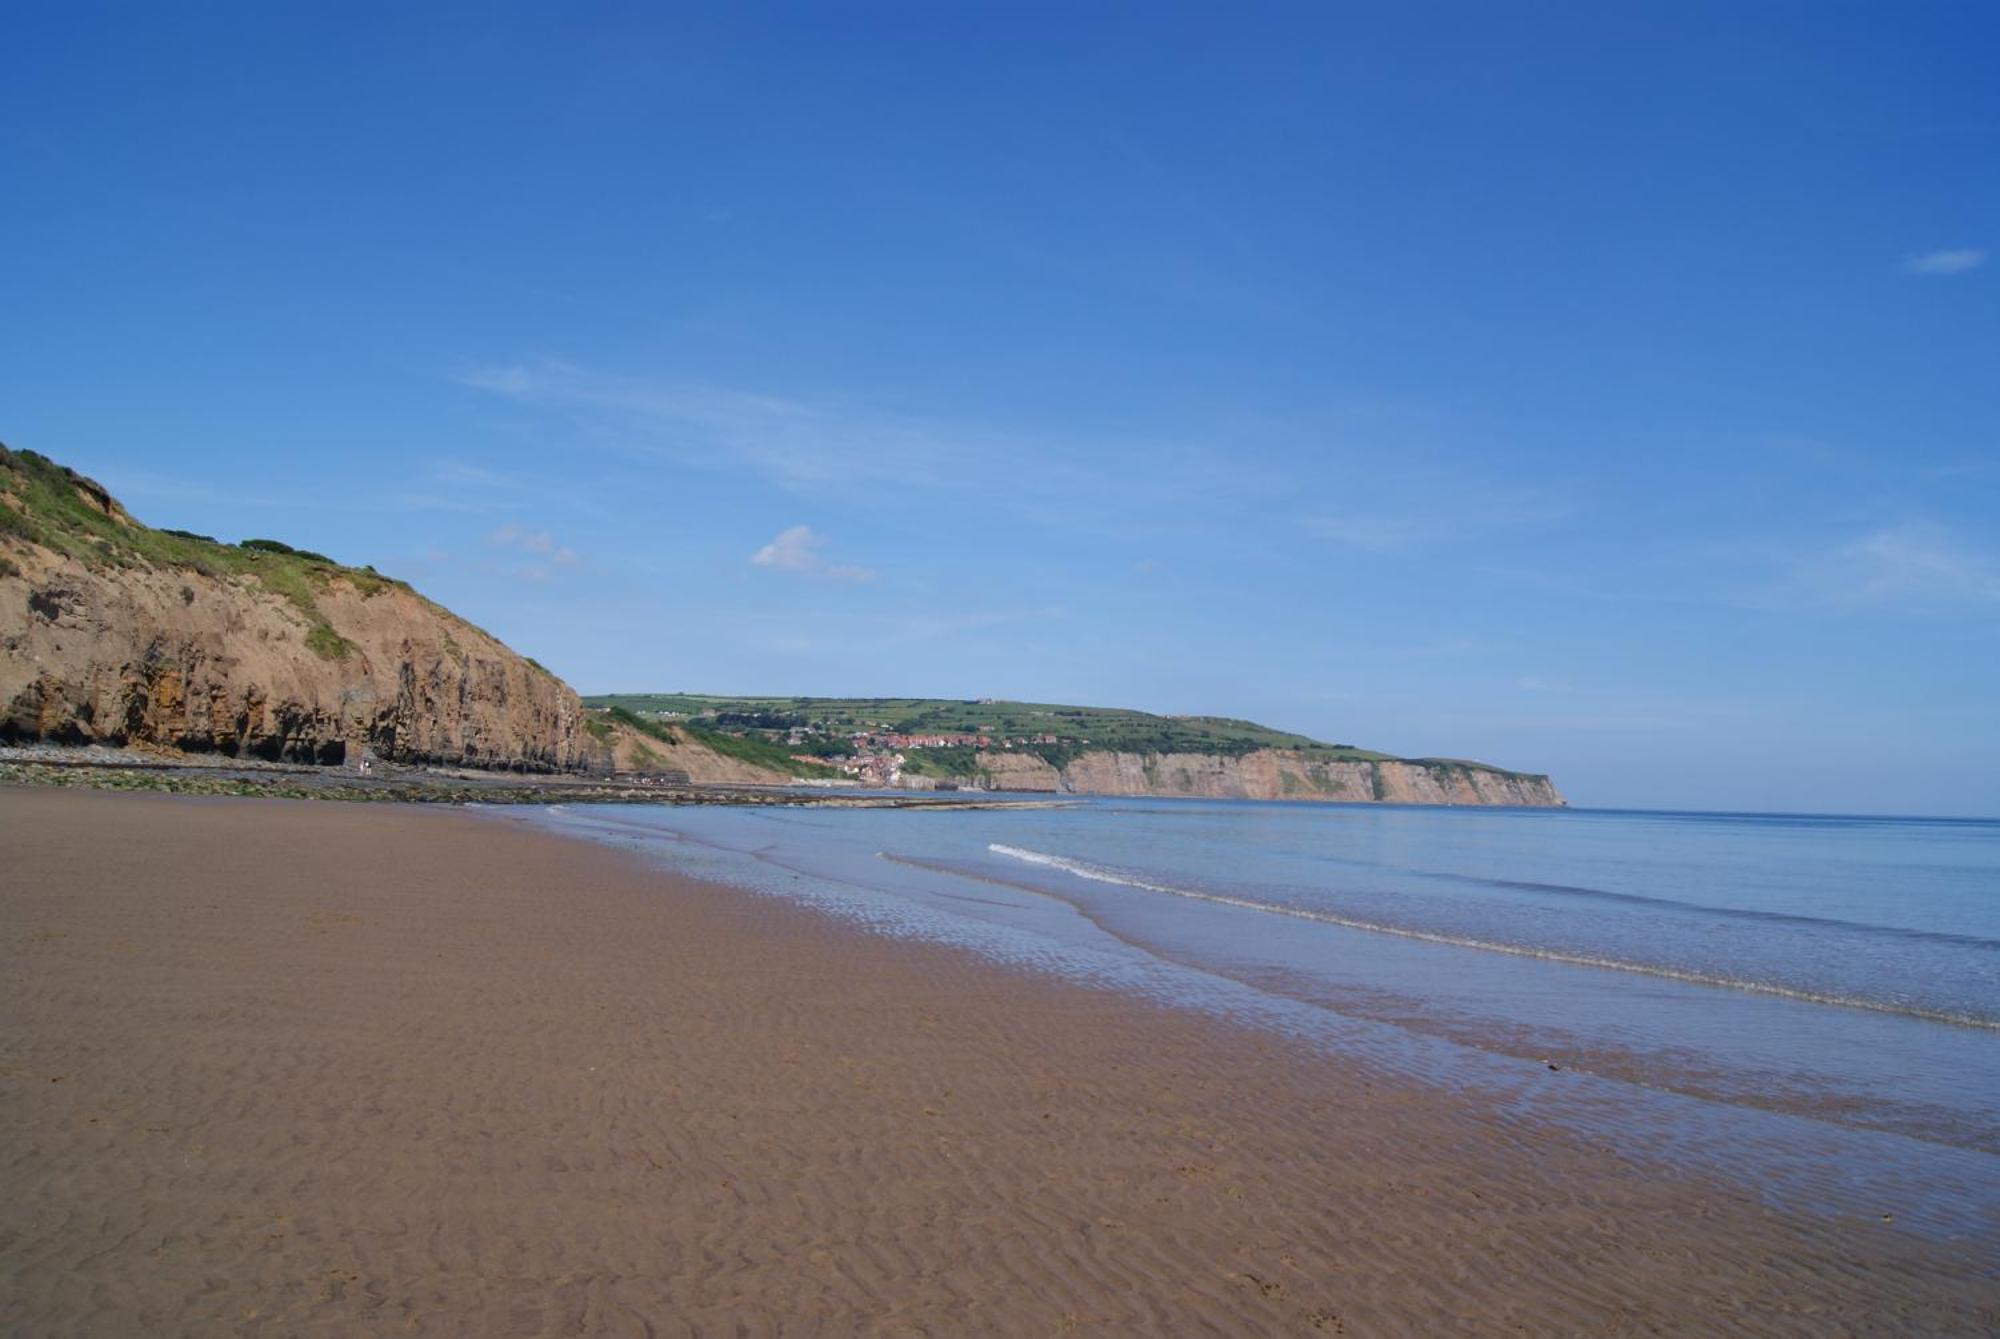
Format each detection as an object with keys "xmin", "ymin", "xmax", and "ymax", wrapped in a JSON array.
[{"xmin": 517, "ymin": 798, "xmax": 2000, "ymax": 1237}]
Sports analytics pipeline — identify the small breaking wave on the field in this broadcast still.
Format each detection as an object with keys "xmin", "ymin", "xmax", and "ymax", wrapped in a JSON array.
[
  {"xmin": 986, "ymin": 845, "xmax": 2000, "ymax": 1032},
  {"xmin": 1447, "ymin": 873, "xmax": 2000, "ymax": 951}
]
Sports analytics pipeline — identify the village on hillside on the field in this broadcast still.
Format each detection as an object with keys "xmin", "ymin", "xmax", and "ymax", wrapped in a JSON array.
[
  {"xmin": 776, "ymin": 724, "xmax": 1071, "ymax": 788},
  {"xmin": 582, "ymin": 693, "xmax": 1405, "ymax": 791}
]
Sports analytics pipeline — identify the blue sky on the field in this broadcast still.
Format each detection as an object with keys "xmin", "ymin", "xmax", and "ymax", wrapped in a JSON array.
[{"xmin": 4, "ymin": 4, "xmax": 1996, "ymax": 814}]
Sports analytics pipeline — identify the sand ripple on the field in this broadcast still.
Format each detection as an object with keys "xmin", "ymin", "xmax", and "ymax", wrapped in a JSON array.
[{"xmin": 2, "ymin": 788, "xmax": 1994, "ymax": 1335}]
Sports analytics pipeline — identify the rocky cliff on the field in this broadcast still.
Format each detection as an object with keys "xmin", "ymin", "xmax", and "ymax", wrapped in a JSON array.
[
  {"xmin": 589, "ymin": 713, "xmax": 798, "ymax": 786},
  {"xmin": 0, "ymin": 447, "xmax": 592, "ymax": 770},
  {"xmin": 2, "ymin": 447, "xmax": 1568, "ymax": 798},
  {"xmin": 962, "ymin": 747, "xmax": 1563, "ymax": 806}
]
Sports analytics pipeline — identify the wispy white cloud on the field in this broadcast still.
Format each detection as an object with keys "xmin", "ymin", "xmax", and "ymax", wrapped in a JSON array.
[
  {"xmin": 387, "ymin": 494, "xmax": 500, "ymax": 514},
  {"xmin": 750, "ymin": 524, "xmax": 875, "ymax": 581},
  {"xmin": 1307, "ymin": 514, "xmax": 1451, "ymax": 552},
  {"xmin": 458, "ymin": 359, "xmax": 984, "ymax": 495},
  {"xmin": 489, "ymin": 522, "xmax": 578, "ymax": 563},
  {"xmin": 452, "ymin": 358, "xmax": 1277, "ymax": 535},
  {"xmin": 688, "ymin": 601, "xmax": 1066, "ymax": 660},
  {"xmin": 487, "ymin": 522, "xmax": 580, "ymax": 582},
  {"xmin": 1315, "ymin": 635, "xmax": 1487, "ymax": 662},
  {"xmin": 1903, "ymin": 248, "xmax": 1986, "ymax": 277},
  {"xmin": 1306, "ymin": 485, "xmax": 1570, "ymax": 552},
  {"xmin": 1779, "ymin": 524, "xmax": 2000, "ymax": 609},
  {"xmin": 458, "ymin": 359, "xmax": 1590, "ymax": 567},
  {"xmin": 390, "ymin": 460, "xmax": 591, "ymax": 515},
  {"xmin": 91, "ymin": 468, "xmax": 304, "ymax": 513},
  {"xmin": 1823, "ymin": 524, "xmax": 2000, "ymax": 604},
  {"xmin": 438, "ymin": 461, "xmax": 532, "ymax": 489},
  {"xmin": 879, "ymin": 604, "xmax": 1065, "ymax": 639},
  {"xmin": 1920, "ymin": 460, "xmax": 2000, "ymax": 481}
]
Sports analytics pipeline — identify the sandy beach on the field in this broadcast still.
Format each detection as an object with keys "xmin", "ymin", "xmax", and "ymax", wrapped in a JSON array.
[{"xmin": 1, "ymin": 787, "xmax": 1993, "ymax": 1336}]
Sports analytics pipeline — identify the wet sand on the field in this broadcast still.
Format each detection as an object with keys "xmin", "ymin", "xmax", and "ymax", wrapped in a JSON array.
[{"xmin": 2, "ymin": 786, "xmax": 1993, "ymax": 1335}]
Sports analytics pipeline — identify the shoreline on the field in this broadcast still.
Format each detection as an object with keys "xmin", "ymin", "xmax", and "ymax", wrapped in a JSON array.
[
  {"xmin": 4, "ymin": 785, "xmax": 1994, "ymax": 1333},
  {"xmin": 0, "ymin": 752, "xmax": 1069, "ymax": 811},
  {"xmin": 531, "ymin": 801, "xmax": 2000, "ymax": 1227},
  {"xmin": 0, "ymin": 743, "xmax": 1564, "ymax": 811}
]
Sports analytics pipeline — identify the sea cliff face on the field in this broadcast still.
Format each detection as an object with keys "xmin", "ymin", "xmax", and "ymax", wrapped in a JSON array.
[
  {"xmin": 0, "ymin": 453, "xmax": 592, "ymax": 770},
  {"xmin": 595, "ymin": 716, "xmax": 796, "ymax": 785},
  {"xmin": 963, "ymin": 748, "xmax": 1563, "ymax": 806},
  {"xmin": 1, "ymin": 546, "xmax": 592, "ymax": 770},
  {"xmin": 2, "ymin": 451, "xmax": 1566, "ymax": 793}
]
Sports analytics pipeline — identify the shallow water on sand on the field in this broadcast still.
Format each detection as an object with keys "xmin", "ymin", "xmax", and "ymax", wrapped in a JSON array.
[{"xmin": 517, "ymin": 798, "xmax": 2000, "ymax": 1239}]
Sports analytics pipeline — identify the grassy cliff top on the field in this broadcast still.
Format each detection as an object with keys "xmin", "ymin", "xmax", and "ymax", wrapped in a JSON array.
[
  {"xmin": 579, "ymin": 692, "xmax": 1545, "ymax": 771},
  {"xmin": 0, "ymin": 444, "xmax": 415, "ymax": 660}
]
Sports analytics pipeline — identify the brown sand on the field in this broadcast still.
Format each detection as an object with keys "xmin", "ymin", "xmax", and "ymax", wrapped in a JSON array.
[{"xmin": 1, "ymin": 787, "xmax": 1993, "ymax": 1336}]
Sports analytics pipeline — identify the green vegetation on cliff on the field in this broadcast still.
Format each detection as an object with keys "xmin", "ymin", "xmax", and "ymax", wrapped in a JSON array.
[
  {"xmin": 3, "ymin": 443, "xmax": 1551, "ymax": 793},
  {"xmin": 584, "ymin": 692, "xmax": 1399, "ymax": 763},
  {"xmin": 1, "ymin": 445, "xmax": 401, "ymax": 659},
  {"xmin": 598, "ymin": 704, "xmax": 837, "ymax": 780},
  {"xmin": 2, "ymin": 445, "xmax": 592, "ymax": 771},
  {"xmin": 898, "ymin": 745, "xmax": 983, "ymax": 778},
  {"xmin": 582, "ymin": 692, "xmax": 1552, "ymax": 785}
]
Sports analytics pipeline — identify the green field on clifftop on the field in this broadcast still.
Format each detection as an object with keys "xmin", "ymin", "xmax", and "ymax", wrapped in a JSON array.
[
  {"xmin": 1, "ymin": 445, "xmax": 405, "ymax": 660},
  {"xmin": 584, "ymin": 693, "xmax": 1411, "ymax": 764},
  {"xmin": 581, "ymin": 693, "xmax": 1552, "ymax": 781}
]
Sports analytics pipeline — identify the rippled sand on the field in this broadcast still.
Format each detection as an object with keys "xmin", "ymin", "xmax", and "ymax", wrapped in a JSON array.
[{"xmin": 2, "ymin": 786, "xmax": 1992, "ymax": 1335}]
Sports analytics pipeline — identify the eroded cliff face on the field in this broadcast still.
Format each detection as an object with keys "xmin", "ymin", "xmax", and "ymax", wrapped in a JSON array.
[
  {"xmin": 966, "ymin": 748, "xmax": 1562, "ymax": 806},
  {"xmin": 595, "ymin": 716, "xmax": 795, "ymax": 785},
  {"xmin": 1, "ymin": 453, "xmax": 1566, "ymax": 792},
  {"xmin": 1, "ymin": 532, "xmax": 592, "ymax": 771}
]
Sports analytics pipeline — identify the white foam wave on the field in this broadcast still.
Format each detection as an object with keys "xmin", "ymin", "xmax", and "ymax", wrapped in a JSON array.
[{"xmin": 985, "ymin": 844, "xmax": 2000, "ymax": 1031}]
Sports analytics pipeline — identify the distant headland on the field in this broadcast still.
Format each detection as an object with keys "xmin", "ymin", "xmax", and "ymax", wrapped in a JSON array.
[
  {"xmin": 0, "ymin": 444, "xmax": 1559, "ymax": 806},
  {"xmin": 582, "ymin": 693, "xmax": 1565, "ymax": 807}
]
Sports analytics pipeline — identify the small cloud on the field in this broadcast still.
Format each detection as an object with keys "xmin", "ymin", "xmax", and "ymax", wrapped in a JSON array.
[
  {"xmin": 749, "ymin": 524, "xmax": 875, "ymax": 581},
  {"xmin": 750, "ymin": 524, "xmax": 822, "ymax": 572},
  {"xmin": 1903, "ymin": 248, "xmax": 1986, "ymax": 277}
]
